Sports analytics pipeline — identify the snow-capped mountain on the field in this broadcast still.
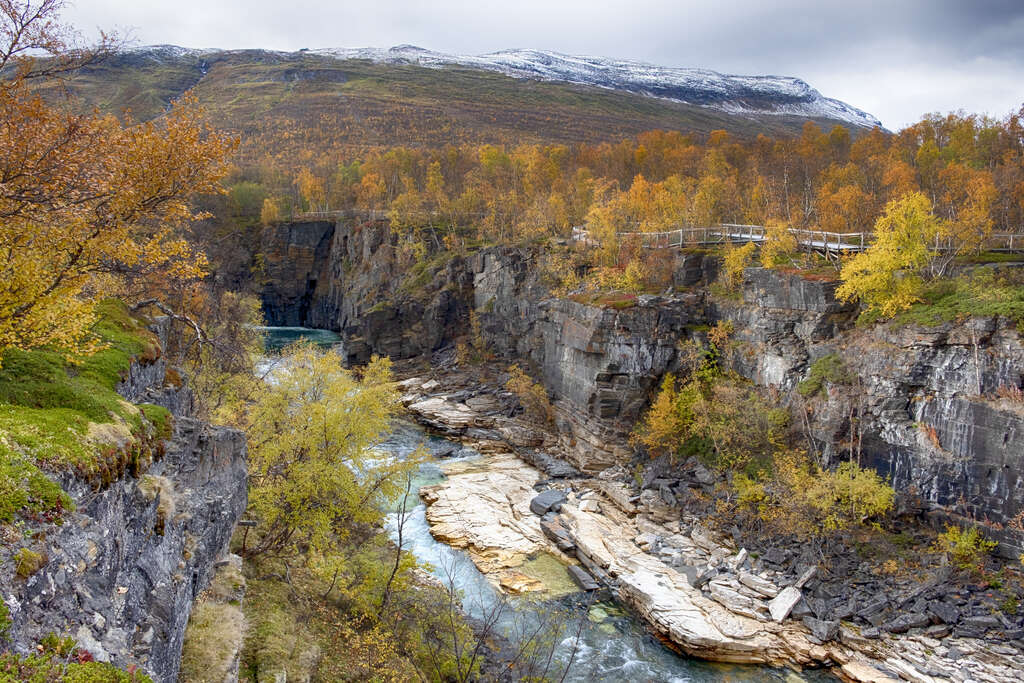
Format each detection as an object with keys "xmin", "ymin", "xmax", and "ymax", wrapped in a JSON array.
[{"xmin": 304, "ymin": 45, "xmax": 881, "ymax": 129}]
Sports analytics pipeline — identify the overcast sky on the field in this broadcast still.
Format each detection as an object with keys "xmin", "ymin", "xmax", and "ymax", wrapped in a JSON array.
[{"xmin": 65, "ymin": 0, "xmax": 1023, "ymax": 130}]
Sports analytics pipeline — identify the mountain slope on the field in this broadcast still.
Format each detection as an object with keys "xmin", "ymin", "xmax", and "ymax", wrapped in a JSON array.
[
  {"xmin": 50, "ymin": 46, "xmax": 882, "ymax": 161},
  {"xmin": 310, "ymin": 45, "xmax": 881, "ymax": 129}
]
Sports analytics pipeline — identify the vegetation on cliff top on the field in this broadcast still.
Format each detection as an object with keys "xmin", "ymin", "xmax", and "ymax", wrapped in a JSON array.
[{"xmin": 0, "ymin": 300, "xmax": 172, "ymax": 524}]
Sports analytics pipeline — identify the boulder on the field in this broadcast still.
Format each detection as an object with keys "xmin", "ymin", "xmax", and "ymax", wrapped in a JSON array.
[
  {"xmin": 739, "ymin": 571, "xmax": 779, "ymax": 598},
  {"xmin": 768, "ymin": 587, "xmax": 802, "ymax": 622},
  {"xmin": 802, "ymin": 616, "xmax": 839, "ymax": 643},
  {"xmin": 539, "ymin": 517, "xmax": 575, "ymax": 552},
  {"xmin": 883, "ymin": 613, "xmax": 930, "ymax": 634},
  {"xmin": 794, "ymin": 565, "xmax": 817, "ymax": 589},
  {"xmin": 530, "ymin": 489, "xmax": 567, "ymax": 516},
  {"xmin": 927, "ymin": 601, "xmax": 961, "ymax": 625},
  {"xmin": 567, "ymin": 564, "xmax": 600, "ymax": 591}
]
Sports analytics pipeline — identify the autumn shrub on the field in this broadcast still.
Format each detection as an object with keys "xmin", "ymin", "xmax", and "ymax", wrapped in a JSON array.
[
  {"xmin": 719, "ymin": 241, "xmax": 758, "ymax": 292},
  {"xmin": 633, "ymin": 347, "xmax": 786, "ymax": 472},
  {"xmin": 456, "ymin": 311, "xmax": 491, "ymax": 366},
  {"xmin": 506, "ymin": 365, "xmax": 553, "ymax": 424},
  {"xmin": 631, "ymin": 373, "xmax": 684, "ymax": 457},
  {"xmin": 760, "ymin": 221, "xmax": 799, "ymax": 267},
  {"xmin": 935, "ymin": 524, "xmax": 998, "ymax": 573},
  {"xmin": 541, "ymin": 250, "xmax": 585, "ymax": 296},
  {"xmin": 735, "ymin": 454, "xmax": 894, "ymax": 540}
]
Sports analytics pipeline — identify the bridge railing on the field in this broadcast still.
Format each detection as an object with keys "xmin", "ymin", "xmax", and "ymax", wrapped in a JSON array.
[
  {"xmin": 293, "ymin": 209, "xmax": 389, "ymax": 221},
  {"xmin": 571, "ymin": 224, "xmax": 1024, "ymax": 256}
]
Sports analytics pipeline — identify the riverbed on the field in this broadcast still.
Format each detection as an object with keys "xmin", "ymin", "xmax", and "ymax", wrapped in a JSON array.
[
  {"xmin": 261, "ymin": 327, "xmax": 820, "ymax": 682},
  {"xmin": 378, "ymin": 420, "xmax": 820, "ymax": 683}
]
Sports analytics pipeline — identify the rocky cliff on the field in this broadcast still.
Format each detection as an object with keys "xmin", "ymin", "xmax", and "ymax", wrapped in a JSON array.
[
  {"xmin": 259, "ymin": 219, "xmax": 1024, "ymax": 548},
  {"xmin": 0, "ymin": 322, "xmax": 248, "ymax": 682}
]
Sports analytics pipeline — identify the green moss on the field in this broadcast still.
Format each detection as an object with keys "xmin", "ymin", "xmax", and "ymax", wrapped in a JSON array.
[
  {"xmin": 0, "ymin": 652, "xmax": 153, "ymax": 682},
  {"xmin": 397, "ymin": 250, "xmax": 457, "ymax": 298},
  {"xmin": 516, "ymin": 553, "xmax": 578, "ymax": 597},
  {"xmin": 14, "ymin": 548, "xmax": 46, "ymax": 578},
  {"xmin": 0, "ymin": 299, "xmax": 168, "ymax": 523},
  {"xmin": 139, "ymin": 404, "xmax": 172, "ymax": 441},
  {"xmin": 0, "ymin": 600, "xmax": 9, "ymax": 640},
  {"xmin": 880, "ymin": 271, "xmax": 1024, "ymax": 328},
  {"xmin": 366, "ymin": 300, "xmax": 393, "ymax": 314},
  {"xmin": 0, "ymin": 444, "xmax": 70, "ymax": 523},
  {"xmin": 797, "ymin": 354, "xmax": 851, "ymax": 398}
]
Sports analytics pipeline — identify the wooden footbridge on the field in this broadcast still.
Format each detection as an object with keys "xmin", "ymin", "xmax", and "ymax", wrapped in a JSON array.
[
  {"xmin": 571, "ymin": 224, "xmax": 1024, "ymax": 257},
  {"xmin": 292, "ymin": 210, "xmax": 1024, "ymax": 258}
]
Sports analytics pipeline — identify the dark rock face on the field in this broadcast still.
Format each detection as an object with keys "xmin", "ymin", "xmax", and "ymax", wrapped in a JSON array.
[
  {"xmin": 259, "ymin": 220, "xmax": 473, "ymax": 363},
  {"xmin": 258, "ymin": 219, "xmax": 1024, "ymax": 538},
  {"xmin": 259, "ymin": 221, "xmax": 337, "ymax": 326},
  {"xmin": 2, "ymin": 356, "xmax": 247, "ymax": 682}
]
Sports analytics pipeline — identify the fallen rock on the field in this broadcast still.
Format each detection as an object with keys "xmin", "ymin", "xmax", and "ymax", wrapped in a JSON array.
[
  {"xmin": 739, "ymin": 571, "xmax": 779, "ymax": 598},
  {"xmin": 530, "ymin": 489, "xmax": 567, "ymax": 516},
  {"xmin": 794, "ymin": 565, "xmax": 817, "ymax": 589},
  {"xmin": 768, "ymin": 586, "xmax": 802, "ymax": 622},
  {"xmin": 499, "ymin": 423, "xmax": 546, "ymax": 448},
  {"xmin": 802, "ymin": 616, "xmax": 839, "ymax": 643},
  {"xmin": 567, "ymin": 564, "xmax": 600, "ymax": 591},
  {"xmin": 708, "ymin": 582, "xmax": 766, "ymax": 620},
  {"xmin": 926, "ymin": 601, "xmax": 960, "ymax": 625},
  {"xmin": 597, "ymin": 481, "xmax": 637, "ymax": 516},
  {"xmin": 882, "ymin": 612, "xmax": 930, "ymax": 634},
  {"xmin": 408, "ymin": 397, "xmax": 478, "ymax": 432},
  {"xmin": 539, "ymin": 517, "xmax": 575, "ymax": 552}
]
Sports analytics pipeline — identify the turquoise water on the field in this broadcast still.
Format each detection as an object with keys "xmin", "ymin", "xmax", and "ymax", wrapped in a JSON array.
[{"xmin": 257, "ymin": 325, "xmax": 341, "ymax": 352}]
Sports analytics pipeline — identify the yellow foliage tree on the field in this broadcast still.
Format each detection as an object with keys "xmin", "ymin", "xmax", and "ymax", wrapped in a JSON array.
[
  {"xmin": 293, "ymin": 167, "xmax": 326, "ymax": 211},
  {"xmin": 720, "ymin": 241, "xmax": 758, "ymax": 291},
  {"xmin": 836, "ymin": 192, "xmax": 941, "ymax": 317},
  {"xmin": 260, "ymin": 197, "xmax": 281, "ymax": 226},
  {"xmin": 760, "ymin": 221, "xmax": 798, "ymax": 267},
  {"xmin": 243, "ymin": 345, "xmax": 418, "ymax": 559},
  {"xmin": 0, "ymin": 85, "xmax": 235, "ymax": 363},
  {"xmin": 632, "ymin": 373, "xmax": 684, "ymax": 456}
]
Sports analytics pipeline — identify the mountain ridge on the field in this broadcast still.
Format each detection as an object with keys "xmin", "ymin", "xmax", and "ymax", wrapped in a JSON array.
[{"xmin": 125, "ymin": 43, "xmax": 882, "ymax": 130}]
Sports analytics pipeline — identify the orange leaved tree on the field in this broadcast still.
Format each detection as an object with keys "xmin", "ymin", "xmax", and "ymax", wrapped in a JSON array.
[{"xmin": 0, "ymin": 1, "xmax": 236, "ymax": 363}]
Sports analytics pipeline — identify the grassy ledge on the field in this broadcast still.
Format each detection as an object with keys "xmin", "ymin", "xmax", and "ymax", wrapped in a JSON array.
[{"xmin": 0, "ymin": 300, "xmax": 171, "ymax": 525}]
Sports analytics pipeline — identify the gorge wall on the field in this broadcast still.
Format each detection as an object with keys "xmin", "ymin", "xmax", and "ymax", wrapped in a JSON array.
[
  {"xmin": 259, "ymin": 219, "xmax": 1024, "ymax": 549},
  {"xmin": 1, "ymin": 323, "xmax": 248, "ymax": 682}
]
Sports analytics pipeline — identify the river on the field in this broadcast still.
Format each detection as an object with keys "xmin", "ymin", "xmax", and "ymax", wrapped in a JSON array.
[{"xmin": 263, "ymin": 327, "xmax": 826, "ymax": 682}]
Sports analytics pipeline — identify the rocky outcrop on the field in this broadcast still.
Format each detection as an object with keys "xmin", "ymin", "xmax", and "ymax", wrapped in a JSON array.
[
  {"xmin": 407, "ymin": 372, "xmax": 1024, "ymax": 683},
  {"xmin": 1, "ymin": 341, "xmax": 247, "ymax": 681},
  {"xmin": 259, "ymin": 221, "xmax": 337, "ymax": 326},
  {"xmin": 717, "ymin": 269, "xmax": 1024, "ymax": 541},
  {"xmin": 259, "ymin": 220, "xmax": 472, "ymax": 363},
  {"xmin": 420, "ymin": 453, "xmax": 553, "ymax": 593},
  {"xmin": 260, "ymin": 219, "xmax": 1024, "ymax": 547}
]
